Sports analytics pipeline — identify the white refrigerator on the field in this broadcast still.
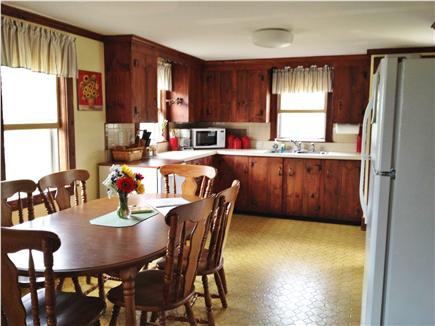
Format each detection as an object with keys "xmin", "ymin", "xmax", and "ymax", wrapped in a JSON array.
[{"xmin": 359, "ymin": 56, "xmax": 434, "ymax": 325}]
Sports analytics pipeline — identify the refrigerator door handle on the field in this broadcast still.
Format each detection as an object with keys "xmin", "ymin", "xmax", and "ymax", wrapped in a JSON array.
[{"xmin": 359, "ymin": 98, "xmax": 373, "ymax": 219}]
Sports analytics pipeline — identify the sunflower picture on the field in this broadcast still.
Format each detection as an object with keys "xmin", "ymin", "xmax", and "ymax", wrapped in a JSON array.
[{"xmin": 78, "ymin": 70, "xmax": 103, "ymax": 111}]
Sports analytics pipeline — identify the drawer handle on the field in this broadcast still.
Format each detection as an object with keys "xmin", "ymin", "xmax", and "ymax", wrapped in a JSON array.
[{"xmin": 288, "ymin": 168, "xmax": 295, "ymax": 176}]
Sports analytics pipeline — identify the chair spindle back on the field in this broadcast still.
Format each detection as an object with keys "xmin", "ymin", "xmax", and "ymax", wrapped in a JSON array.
[
  {"xmin": 1, "ymin": 180, "xmax": 37, "ymax": 227},
  {"xmin": 163, "ymin": 197, "xmax": 214, "ymax": 304},
  {"xmin": 160, "ymin": 164, "xmax": 217, "ymax": 198},
  {"xmin": 1, "ymin": 227, "xmax": 61, "ymax": 326},
  {"xmin": 206, "ymin": 180, "xmax": 240, "ymax": 270},
  {"xmin": 37, "ymin": 169, "xmax": 89, "ymax": 214}
]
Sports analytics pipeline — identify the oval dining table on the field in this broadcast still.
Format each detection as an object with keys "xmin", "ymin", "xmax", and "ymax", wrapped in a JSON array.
[{"xmin": 10, "ymin": 193, "xmax": 195, "ymax": 326}]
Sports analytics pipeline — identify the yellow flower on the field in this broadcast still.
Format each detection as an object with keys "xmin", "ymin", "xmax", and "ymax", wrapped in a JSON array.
[
  {"xmin": 137, "ymin": 182, "xmax": 145, "ymax": 194},
  {"xmin": 121, "ymin": 165, "xmax": 134, "ymax": 178}
]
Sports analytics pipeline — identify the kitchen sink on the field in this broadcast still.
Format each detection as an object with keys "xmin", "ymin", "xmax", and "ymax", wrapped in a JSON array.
[{"xmin": 269, "ymin": 150, "xmax": 328, "ymax": 155}]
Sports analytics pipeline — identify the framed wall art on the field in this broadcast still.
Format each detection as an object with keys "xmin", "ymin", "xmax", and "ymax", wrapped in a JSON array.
[{"xmin": 78, "ymin": 70, "xmax": 103, "ymax": 111}]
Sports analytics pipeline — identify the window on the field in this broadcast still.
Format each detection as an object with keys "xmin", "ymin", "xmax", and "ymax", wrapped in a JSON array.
[
  {"xmin": 1, "ymin": 66, "xmax": 71, "ymax": 182},
  {"xmin": 277, "ymin": 92, "xmax": 327, "ymax": 141}
]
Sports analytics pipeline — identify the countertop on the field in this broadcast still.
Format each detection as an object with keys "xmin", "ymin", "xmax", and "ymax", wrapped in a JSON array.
[
  {"xmin": 157, "ymin": 149, "xmax": 361, "ymax": 161},
  {"xmin": 99, "ymin": 149, "xmax": 360, "ymax": 168}
]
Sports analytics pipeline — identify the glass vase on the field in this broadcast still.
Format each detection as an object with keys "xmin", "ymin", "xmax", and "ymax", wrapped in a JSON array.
[{"xmin": 117, "ymin": 192, "xmax": 131, "ymax": 219}]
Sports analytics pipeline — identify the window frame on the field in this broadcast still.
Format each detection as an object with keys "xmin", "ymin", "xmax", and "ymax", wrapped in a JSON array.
[
  {"xmin": 0, "ymin": 72, "xmax": 75, "ymax": 182},
  {"xmin": 276, "ymin": 92, "xmax": 328, "ymax": 142}
]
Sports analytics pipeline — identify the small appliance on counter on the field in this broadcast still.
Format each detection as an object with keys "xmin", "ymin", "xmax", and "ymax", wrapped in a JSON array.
[
  {"xmin": 191, "ymin": 128, "xmax": 225, "ymax": 149},
  {"xmin": 178, "ymin": 128, "xmax": 192, "ymax": 150}
]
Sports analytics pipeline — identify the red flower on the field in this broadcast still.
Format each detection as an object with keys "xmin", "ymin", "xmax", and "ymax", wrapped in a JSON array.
[
  {"xmin": 116, "ymin": 177, "xmax": 136, "ymax": 193},
  {"xmin": 135, "ymin": 173, "xmax": 144, "ymax": 181}
]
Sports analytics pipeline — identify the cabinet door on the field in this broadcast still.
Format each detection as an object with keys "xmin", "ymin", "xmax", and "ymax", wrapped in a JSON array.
[
  {"xmin": 145, "ymin": 54, "xmax": 158, "ymax": 122},
  {"xmin": 202, "ymin": 71, "xmax": 220, "ymax": 121},
  {"xmin": 302, "ymin": 159, "xmax": 322, "ymax": 217},
  {"xmin": 248, "ymin": 157, "xmax": 283, "ymax": 214},
  {"xmin": 131, "ymin": 49, "xmax": 148, "ymax": 123},
  {"xmin": 321, "ymin": 160, "xmax": 341, "ymax": 218},
  {"xmin": 217, "ymin": 155, "xmax": 249, "ymax": 210},
  {"xmin": 332, "ymin": 63, "xmax": 369, "ymax": 124},
  {"xmin": 337, "ymin": 161, "xmax": 362, "ymax": 222},
  {"xmin": 234, "ymin": 70, "xmax": 249, "ymax": 122},
  {"xmin": 283, "ymin": 159, "xmax": 304, "ymax": 216},
  {"xmin": 219, "ymin": 70, "xmax": 234, "ymax": 122},
  {"xmin": 247, "ymin": 70, "xmax": 269, "ymax": 122}
]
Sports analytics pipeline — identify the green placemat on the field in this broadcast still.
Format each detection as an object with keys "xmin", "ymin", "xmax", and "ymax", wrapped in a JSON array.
[{"xmin": 89, "ymin": 209, "xmax": 159, "ymax": 228}]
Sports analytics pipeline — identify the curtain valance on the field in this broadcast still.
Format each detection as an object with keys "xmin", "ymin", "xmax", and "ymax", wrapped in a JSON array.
[
  {"xmin": 272, "ymin": 65, "xmax": 332, "ymax": 94},
  {"xmin": 1, "ymin": 16, "xmax": 78, "ymax": 78}
]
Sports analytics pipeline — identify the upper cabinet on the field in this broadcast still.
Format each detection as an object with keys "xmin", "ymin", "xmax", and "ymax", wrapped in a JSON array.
[
  {"xmin": 202, "ymin": 68, "xmax": 270, "ymax": 123},
  {"xmin": 167, "ymin": 62, "xmax": 203, "ymax": 123},
  {"xmin": 104, "ymin": 36, "xmax": 158, "ymax": 123},
  {"xmin": 331, "ymin": 58, "xmax": 370, "ymax": 124}
]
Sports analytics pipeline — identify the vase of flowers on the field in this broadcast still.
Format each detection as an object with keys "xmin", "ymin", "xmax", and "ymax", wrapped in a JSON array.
[{"xmin": 102, "ymin": 165, "xmax": 145, "ymax": 219}]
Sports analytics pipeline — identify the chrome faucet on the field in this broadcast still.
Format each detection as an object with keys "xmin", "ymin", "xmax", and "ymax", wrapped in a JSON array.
[
  {"xmin": 291, "ymin": 140, "xmax": 302, "ymax": 152},
  {"xmin": 310, "ymin": 143, "xmax": 316, "ymax": 153}
]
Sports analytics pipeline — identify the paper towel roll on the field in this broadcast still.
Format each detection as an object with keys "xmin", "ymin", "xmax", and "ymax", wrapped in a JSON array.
[{"xmin": 334, "ymin": 123, "xmax": 359, "ymax": 134}]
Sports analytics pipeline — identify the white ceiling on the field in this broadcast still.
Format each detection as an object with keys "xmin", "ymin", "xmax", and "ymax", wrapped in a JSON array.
[{"xmin": 5, "ymin": 1, "xmax": 435, "ymax": 60}]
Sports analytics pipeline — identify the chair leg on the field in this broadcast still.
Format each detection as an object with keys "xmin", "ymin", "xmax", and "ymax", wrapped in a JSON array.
[
  {"xmin": 214, "ymin": 271, "xmax": 228, "ymax": 309},
  {"xmin": 109, "ymin": 305, "xmax": 120, "ymax": 326},
  {"xmin": 218, "ymin": 267, "xmax": 228, "ymax": 294},
  {"xmin": 86, "ymin": 275, "xmax": 92, "ymax": 284},
  {"xmin": 72, "ymin": 276, "xmax": 83, "ymax": 294},
  {"xmin": 158, "ymin": 311, "xmax": 166, "ymax": 326},
  {"xmin": 97, "ymin": 274, "xmax": 105, "ymax": 301},
  {"xmin": 140, "ymin": 311, "xmax": 148, "ymax": 326},
  {"xmin": 202, "ymin": 275, "xmax": 215, "ymax": 326},
  {"xmin": 185, "ymin": 302, "xmax": 197, "ymax": 326}
]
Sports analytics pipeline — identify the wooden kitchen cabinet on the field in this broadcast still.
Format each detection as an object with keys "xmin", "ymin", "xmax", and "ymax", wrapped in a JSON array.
[
  {"xmin": 239, "ymin": 69, "xmax": 270, "ymax": 123},
  {"xmin": 283, "ymin": 159, "xmax": 304, "ymax": 216},
  {"xmin": 332, "ymin": 61, "xmax": 370, "ymax": 124},
  {"xmin": 216, "ymin": 155, "xmax": 250, "ymax": 210},
  {"xmin": 104, "ymin": 36, "xmax": 158, "ymax": 123},
  {"xmin": 168, "ymin": 63, "xmax": 202, "ymax": 123},
  {"xmin": 320, "ymin": 159, "xmax": 362, "ymax": 222},
  {"xmin": 211, "ymin": 154, "xmax": 362, "ymax": 224},
  {"xmin": 202, "ymin": 68, "xmax": 269, "ymax": 122},
  {"xmin": 248, "ymin": 157, "xmax": 283, "ymax": 214},
  {"xmin": 302, "ymin": 160, "xmax": 323, "ymax": 217},
  {"xmin": 202, "ymin": 70, "xmax": 234, "ymax": 122}
]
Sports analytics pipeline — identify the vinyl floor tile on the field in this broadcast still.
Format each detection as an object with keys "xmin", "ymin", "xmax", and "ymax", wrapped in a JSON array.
[{"xmin": 66, "ymin": 214, "xmax": 365, "ymax": 325}]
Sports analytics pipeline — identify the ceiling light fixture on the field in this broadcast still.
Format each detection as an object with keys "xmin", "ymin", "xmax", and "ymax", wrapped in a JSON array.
[{"xmin": 252, "ymin": 28, "xmax": 293, "ymax": 48}]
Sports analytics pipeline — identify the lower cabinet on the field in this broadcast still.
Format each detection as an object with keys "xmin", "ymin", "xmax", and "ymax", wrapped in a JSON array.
[
  {"xmin": 248, "ymin": 157, "xmax": 283, "ymax": 214},
  {"xmin": 215, "ymin": 155, "xmax": 362, "ymax": 223}
]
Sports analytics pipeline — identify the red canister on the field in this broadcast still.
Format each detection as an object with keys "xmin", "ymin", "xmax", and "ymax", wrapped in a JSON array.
[
  {"xmin": 227, "ymin": 134, "xmax": 235, "ymax": 148},
  {"xmin": 241, "ymin": 136, "xmax": 251, "ymax": 149},
  {"xmin": 169, "ymin": 137, "xmax": 179, "ymax": 151},
  {"xmin": 233, "ymin": 137, "xmax": 242, "ymax": 149}
]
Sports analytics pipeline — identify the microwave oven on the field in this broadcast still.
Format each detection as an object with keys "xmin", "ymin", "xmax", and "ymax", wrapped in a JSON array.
[{"xmin": 191, "ymin": 128, "xmax": 226, "ymax": 149}]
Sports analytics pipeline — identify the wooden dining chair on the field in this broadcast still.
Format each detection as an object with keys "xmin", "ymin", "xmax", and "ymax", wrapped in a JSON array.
[
  {"xmin": 160, "ymin": 164, "xmax": 217, "ymax": 198},
  {"xmin": 1, "ymin": 179, "xmax": 37, "ymax": 227},
  {"xmin": 1, "ymin": 227, "xmax": 105, "ymax": 326},
  {"xmin": 1, "ymin": 179, "xmax": 45, "ymax": 289},
  {"xmin": 37, "ymin": 169, "xmax": 90, "ymax": 214},
  {"xmin": 107, "ymin": 196, "xmax": 215, "ymax": 326},
  {"xmin": 37, "ymin": 169, "xmax": 105, "ymax": 299},
  {"xmin": 156, "ymin": 180, "xmax": 240, "ymax": 326}
]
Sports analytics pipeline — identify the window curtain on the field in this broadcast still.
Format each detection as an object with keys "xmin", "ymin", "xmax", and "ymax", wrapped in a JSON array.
[
  {"xmin": 157, "ymin": 59, "xmax": 172, "ymax": 92},
  {"xmin": 1, "ymin": 16, "xmax": 78, "ymax": 78},
  {"xmin": 272, "ymin": 65, "xmax": 332, "ymax": 94},
  {"xmin": 156, "ymin": 59, "xmax": 172, "ymax": 142}
]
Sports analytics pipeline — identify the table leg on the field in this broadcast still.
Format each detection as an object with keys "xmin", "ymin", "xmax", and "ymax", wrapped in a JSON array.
[{"xmin": 119, "ymin": 266, "xmax": 138, "ymax": 326}]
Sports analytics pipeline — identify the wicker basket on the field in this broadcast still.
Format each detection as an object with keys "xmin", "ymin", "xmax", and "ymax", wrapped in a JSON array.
[{"xmin": 111, "ymin": 147, "xmax": 143, "ymax": 162}]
